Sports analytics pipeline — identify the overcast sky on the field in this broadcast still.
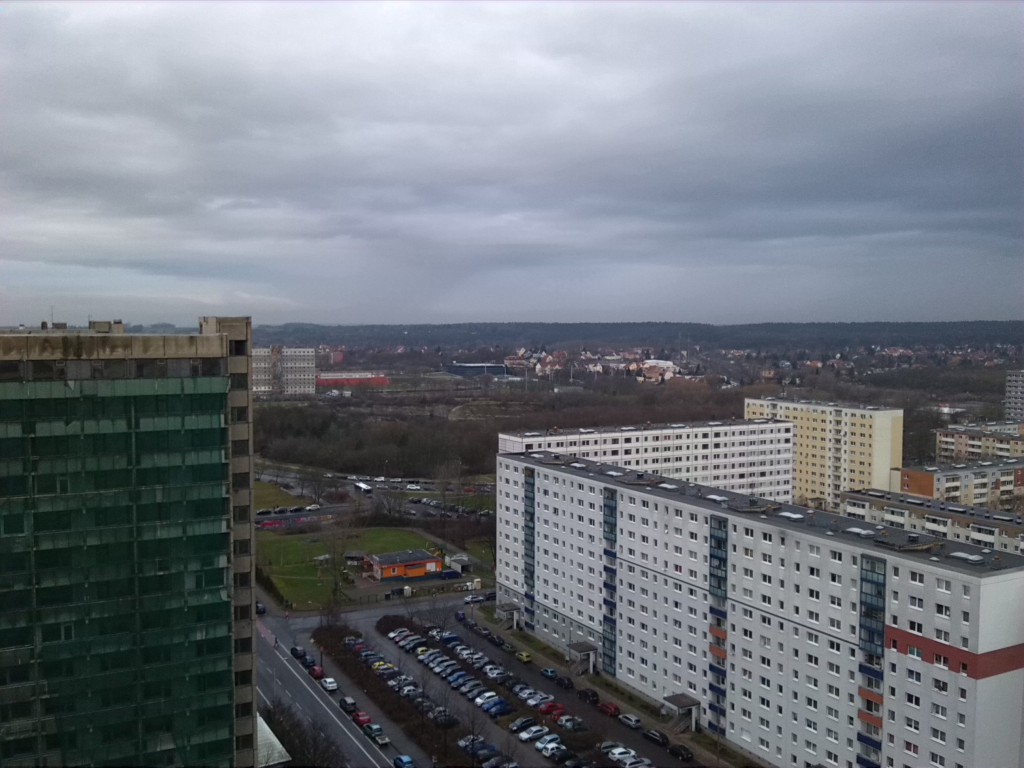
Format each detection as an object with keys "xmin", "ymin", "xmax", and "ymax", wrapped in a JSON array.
[{"xmin": 2, "ymin": 2, "xmax": 1021, "ymax": 328}]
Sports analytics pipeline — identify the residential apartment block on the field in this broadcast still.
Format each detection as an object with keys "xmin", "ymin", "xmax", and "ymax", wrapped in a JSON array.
[
  {"xmin": 934, "ymin": 424, "xmax": 1024, "ymax": 464},
  {"xmin": 841, "ymin": 490, "xmax": 1024, "ymax": 554},
  {"xmin": 744, "ymin": 397, "xmax": 903, "ymax": 510},
  {"xmin": 898, "ymin": 458, "xmax": 1024, "ymax": 513},
  {"xmin": 1006, "ymin": 370, "xmax": 1024, "ymax": 420},
  {"xmin": 498, "ymin": 419, "xmax": 794, "ymax": 502},
  {"xmin": 0, "ymin": 318, "xmax": 256, "ymax": 767},
  {"xmin": 251, "ymin": 345, "xmax": 316, "ymax": 396},
  {"xmin": 495, "ymin": 451, "xmax": 1024, "ymax": 768}
]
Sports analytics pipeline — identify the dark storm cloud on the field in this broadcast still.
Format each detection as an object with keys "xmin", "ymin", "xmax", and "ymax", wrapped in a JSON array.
[{"xmin": 0, "ymin": 2, "xmax": 1020, "ymax": 326}]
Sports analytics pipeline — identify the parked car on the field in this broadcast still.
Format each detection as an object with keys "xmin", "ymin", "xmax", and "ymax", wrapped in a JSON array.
[
  {"xmin": 457, "ymin": 734, "xmax": 485, "ymax": 751},
  {"xmin": 597, "ymin": 701, "xmax": 621, "ymax": 717},
  {"xmin": 555, "ymin": 676, "xmax": 574, "ymax": 690},
  {"xmin": 255, "ymin": 601, "xmax": 266, "ymax": 615},
  {"xmin": 515, "ymin": 651, "xmax": 532, "ymax": 663},
  {"xmin": 393, "ymin": 756, "xmax": 416, "ymax": 768},
  {"xmin": 534, "ymin": 734, "xmax": 562, "ymax": 752},
  {"xmin": 301, "ymin": 656, "xmax": 316, "ymax": 669},
  {"xmin": 577, "ymin": 687, "xmax": 599, "ymax": 704},
  {"xmin": 641, "ymin": 729, "xmax": 670, "ymax": 747},
  {"xmin": 308, "ymin": 665, "xmax": 325, "ymax": 680},
  {"xmin": 320, "ymin": 677, "xmax": 338, "ymax": 692},
  {"xmin": 352, "ymin": 711, "xmax": 372, "ymax": 727},
  {"xmin": 339, "ymin": 696, "xmax": 357, "ymax": 714},
  {"xmin": 607, "ymin": 747, "xmax": 637, "ymax": 764},
  {"xmin": 541, "ymin": 668, "xmax": 559, "ymax": 680},
  {"xmin": 618, "ymin": 713, "xmax": 642, "ymax": 729},
  {"xmin": 518, "ymin": 725, "xmax": 550, "ymax": 742},
  {"xmin": 363, "ymin": 723, "xmax": 390, "ymax": 747},
  {"xmin": 464, "ymin": 594, "xmax": 485, "ymax": 604},
  {"xmin": 667, "ymin": 744, "xmax": 695, "ymax": 761},
  {"xmin": 509, "ymin": 716, "xmax": 536, "ymax": 733},
  {"xmin": 290, "ymin": 646, "xmax": 306, "ymax": 660}
]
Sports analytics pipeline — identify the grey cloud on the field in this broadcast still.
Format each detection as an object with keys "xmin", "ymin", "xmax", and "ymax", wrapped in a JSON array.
[{"xmin": 0, "ymin": 2, "xmax": 1020, "ymax": 326}]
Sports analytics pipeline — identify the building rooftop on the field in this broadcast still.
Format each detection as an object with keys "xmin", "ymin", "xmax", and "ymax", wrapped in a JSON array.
[
  {"xmin": 501, "ymin": 417, "xmax": 792, "ymax": 439},
  {"xmin": 748, "ymin": 396, "xmax": 902, "ymax": 413},
  {"xmin": 904, "ymin": 457, "xmax": 1024, "ymax": 474},
  {"xmin": 506, "ymin": 451, "xmax": 1024, "ymax": 576},
  {"xmin": 369, "ymin": 549, "xmax": 438, "ymax": 566},
  {"xmin": 842, "ymin": 489, "xmax": 1024, "ymax": 536}
]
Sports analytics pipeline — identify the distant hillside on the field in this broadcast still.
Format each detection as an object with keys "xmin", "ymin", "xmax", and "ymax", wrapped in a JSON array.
[{"xmin": 252, "ymin": 321, "xmax": 1024, "ymax": 350}]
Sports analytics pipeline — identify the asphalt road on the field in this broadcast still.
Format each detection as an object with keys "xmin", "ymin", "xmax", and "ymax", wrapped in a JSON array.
[{"xmin": 256, "ymin": 614, "xmax": 431, "ymax": 768}]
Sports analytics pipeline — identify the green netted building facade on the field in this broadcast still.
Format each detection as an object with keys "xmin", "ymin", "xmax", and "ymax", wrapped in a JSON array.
[{"xmin": 0, "ymin": 318, "xmax": 256, "ymax": 767}]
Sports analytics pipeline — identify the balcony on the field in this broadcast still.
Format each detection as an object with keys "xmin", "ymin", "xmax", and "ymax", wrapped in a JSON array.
[
  {"xmin": 709, "ymin": 605, "xmax": 727, "ymax": 620},
  {"xmin": 858, "ymin": 662, "xmax": 883, "ymax": 681},
  {"xmin": 603, "ymin": 581, "xmax": 616, "ymax": 593},
  {"xmin": 708, "ymin": 682, "xmax": 727, "ymax": 697},
  {"xmin": 707, "ymin": 705, "xmax": 726, "ymax": 720},
  {"xmin": 855, "ymin": 753, "xmax": 881, "ymax": 768},
  {"xmin": 709, "ymin": 625, "xmax": 727, "ymax": 641},
  {"xmin": 856, "ymin": 732, "xmax": 882, "ymax": 751},
  {"xmin": 603, "ymin": 548, "xmax": 617, "ymax": 559},
  {"xmin": 708, "ymin": 662, "xmax": 727, "ymax": 678}
]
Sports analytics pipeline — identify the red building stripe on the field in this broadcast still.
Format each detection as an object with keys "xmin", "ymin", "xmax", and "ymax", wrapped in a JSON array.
[{"xmin": 886, "ymin": 626, "xmax": 1024, "ymax": 680}]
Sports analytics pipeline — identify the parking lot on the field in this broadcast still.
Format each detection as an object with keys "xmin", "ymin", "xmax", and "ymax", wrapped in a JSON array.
[{"xmin": 308, "ymin": 606, "xmax": 704, "ymax": 768}]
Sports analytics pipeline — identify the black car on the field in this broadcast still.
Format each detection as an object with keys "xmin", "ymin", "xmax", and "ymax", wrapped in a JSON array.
[
  {"xmin": 576, "ymin": 687, "xmax": 599, "ymax": 704},
  {"xmin": 642, "ymin": 729, "xmax": 670, "ymax": 747},
  {"xmin": 301, "ymin": 655, "xmax": 317, "ymax": 668},
  {"xmin": 509, "ymin": 716, "xmax": 536, "ymax": 733},
  {"xmin": 555, "ymin": 675, "xmax": 574, "ymax": 690},
  {"xmin": 290, "ymin": 646, "xmax": 306, "ymax": 660},
  {"xmin": 255, "ymin": 601, "xmax": 266, "ymax": 615},
  {"xmin": 667, "ymin": 743, "xmax": 694, "ymax": 761}
]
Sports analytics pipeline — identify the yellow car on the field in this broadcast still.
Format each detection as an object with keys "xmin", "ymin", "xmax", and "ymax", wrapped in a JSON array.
[
  {"xmin": 372, "ymin": 661, "xmax": 395, "ymax": 672},
  {"xmin": 515, "ymin": 651, "xmax": 532, "ymax": 663}
]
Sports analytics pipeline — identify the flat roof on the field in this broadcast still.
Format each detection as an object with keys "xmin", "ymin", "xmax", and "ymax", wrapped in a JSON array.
[
  {"xmin": 747, "ymin": 396, "xmax": 902, "ymax": 414},
  {"xmin": 842, "ymin": 489, "xmax": 1024, "ymax": 536},
  {"xmin": 504, "ymin": 452, "xmax": 1024, "ymax": 576},
  {"xmin": 501, "ymin": 418, "xmax": 792, "ymax": 439},
  {"xmin": 370, "ymin": 549, "xmax": 439, "ymax": 566},
  {"xmin": 904, "ymin": 457, "xmax": 1024, "ymax": 474}
]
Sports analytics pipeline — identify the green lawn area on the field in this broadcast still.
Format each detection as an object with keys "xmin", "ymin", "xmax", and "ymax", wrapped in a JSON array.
[
  {"xmin": 256, "ymin": 526, "xmax": 438, "ymax": 609},
  {"xmin": 253, "ymin": 481, "xmax": 311, "ymax": 510},
  {"xmin": 464, "ymin": 538, "xmax": 495, "ymax": 572}
]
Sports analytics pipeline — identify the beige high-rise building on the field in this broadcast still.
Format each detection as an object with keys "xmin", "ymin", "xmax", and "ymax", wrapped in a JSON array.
[
  {"xmin": 744, "ymin": 397, "xmax": 903, "ymax": 510},
  {"xmin": 1006, "ymin": 370, "xmax": 1024, "ymax": 420}
]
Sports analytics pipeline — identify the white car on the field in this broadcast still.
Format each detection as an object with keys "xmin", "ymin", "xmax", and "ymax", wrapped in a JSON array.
[
  {"xmin": 406, "ymin": 484, "xmax": 421, "ymax": 491},
  {"xmin": 534, "ymin": 734, "xmax": 561, "ymax": 752},
  {"xmin": 518, "ymin": 725, "xmax": 549, "ymax": 742},
  {"xmin": 305, "ymin": 503, "xmax": 321, "ymax": 511},
  {"xmin": 474, "ymin": 691, "xmax": 498, "ymax": 707},
  {"xmin": 320, "ymin": 677, "xmax": 338, "ymax": 692},
  {"xmin": 608, "ymin": 747, "xmax": 638, "ymax": 764}
]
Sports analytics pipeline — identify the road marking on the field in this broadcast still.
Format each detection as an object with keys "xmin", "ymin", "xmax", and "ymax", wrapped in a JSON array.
[{"xmin": 260, "ymin": 636, "xmax": 391, "ymax": 768}]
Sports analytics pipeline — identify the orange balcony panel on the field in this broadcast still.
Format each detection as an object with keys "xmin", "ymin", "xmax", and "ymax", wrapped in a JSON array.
[
  {"xmin": 709, "ymin": 644, "xmax": 728, "ymax": 661},
  {"xmin": 857, "ymin": 710, "xmax": 883, "ymax": 729},
  {"xmin": 709, "ymin": 626, "xmax": 728, "ymax": 641},
  {"xmin": 858, "ymin": 687, "xmax": 884, "ymax": 706}
]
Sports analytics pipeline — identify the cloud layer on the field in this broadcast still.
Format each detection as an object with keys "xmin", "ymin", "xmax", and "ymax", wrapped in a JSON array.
[{"xmin": 2, "ymin": 2, "xmax": 1021, "ymax": 326}]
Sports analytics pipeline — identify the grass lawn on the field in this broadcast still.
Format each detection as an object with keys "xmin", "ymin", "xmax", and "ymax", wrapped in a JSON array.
[
  {"xmin": 253, "ymin": 481, "xmax": 311, "ymax": 510},
  {"xmin": 256, "ymin": 526, "xmax": 437, "ymax": 609},
  {"xmin": 464, "ymin": 538, "xmax": 495, "ymax": 572}
]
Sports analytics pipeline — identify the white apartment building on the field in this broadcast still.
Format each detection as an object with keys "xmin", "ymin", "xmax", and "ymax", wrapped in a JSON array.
[
  {"xmin": 252, "ymin": 346, "xmax": 316, "ymax": 396},
  {"xmin": 496, "ymin": 451, "xmax": 1024, "ymax": 768},
  {"xmin": 1006, "ymin": 371, "xmax": 1024, "ymax": 421},
  {"xmin": 498, "ymin": 419, "xmax": 793, "ymax": 502},
  {"xmin": 744, "ymin": 398, "xmax": 903, "ymax": 511},
  {"xmin": 840, "ymin": 490, "xmax": 1024, "ymax": 554}
]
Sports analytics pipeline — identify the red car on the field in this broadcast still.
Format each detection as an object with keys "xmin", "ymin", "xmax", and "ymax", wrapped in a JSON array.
[
  {"xmin": 538, "ymin": 701, "xmax": 564, "ymax": 716},
  {"xmin": 597, "ymin": 701, "xmax": 621, "ymax": 717},
  {"xmin": 352, "ymin": 711, "xmax": 372, "ymax": 727},
  {"xmin": 308, "ymin": 665, "xmax": 325, "ymax": 680}
]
